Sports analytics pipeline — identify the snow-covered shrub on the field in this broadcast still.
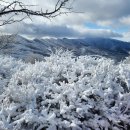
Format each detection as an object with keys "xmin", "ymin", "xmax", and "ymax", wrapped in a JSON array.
[
  {"xmin": 0, "ymin": 50, "xmax": 130, "ymax": 130},
  {"xmin": 123, "ymin": 56, "xmax": 130, "ymax": 64},
  {"xmin": 24, "ymin": 53, "xmax": 45, "ymax": 64},
  {"xmin": 0, "ymin": 55, "xmax": 25, "ymax": 94}
]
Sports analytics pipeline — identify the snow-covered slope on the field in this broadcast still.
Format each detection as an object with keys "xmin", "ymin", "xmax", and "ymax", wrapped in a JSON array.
[{"xmin": 0, "ymin": 35, "xmax": 130, "ymax": 62}]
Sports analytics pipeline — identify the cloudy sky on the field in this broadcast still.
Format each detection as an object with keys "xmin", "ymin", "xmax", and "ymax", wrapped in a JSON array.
[{"xmin": 1, "ymin": 0, "xmax": 130, "ymax": 41}]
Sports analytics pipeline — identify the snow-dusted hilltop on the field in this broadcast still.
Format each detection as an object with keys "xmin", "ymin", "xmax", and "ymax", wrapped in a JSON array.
[{"xmin": 0, "ymin": 35, "xmax": 130, "ymax": 62}]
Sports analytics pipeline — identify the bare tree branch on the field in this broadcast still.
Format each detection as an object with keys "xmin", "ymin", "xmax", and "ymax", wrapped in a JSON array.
[{"xmin": 0, "ymin": 0, "xmax": 73, "ymax": 26}]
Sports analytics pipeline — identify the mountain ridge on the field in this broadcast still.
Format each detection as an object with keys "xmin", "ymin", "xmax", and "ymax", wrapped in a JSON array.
[{"xmin": 0, "ymin": 35, "xmax": 130, "ymax": 62}]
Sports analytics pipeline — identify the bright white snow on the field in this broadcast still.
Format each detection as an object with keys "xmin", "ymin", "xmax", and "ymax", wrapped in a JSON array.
[{"xmin": 0, "ymin": 50, "xmax": 130, "ymax": 130}]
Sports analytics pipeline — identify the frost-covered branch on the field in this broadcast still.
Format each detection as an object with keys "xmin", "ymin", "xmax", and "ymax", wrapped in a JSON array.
[{"xmin": 0, "ymin": 0, "xmax": 73, "ymax": 26}]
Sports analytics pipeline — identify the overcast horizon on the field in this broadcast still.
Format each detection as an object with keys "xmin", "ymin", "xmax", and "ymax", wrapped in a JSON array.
[{"xmin": 1, "ymin": 0, "xmax": 130, "ymax": 42}]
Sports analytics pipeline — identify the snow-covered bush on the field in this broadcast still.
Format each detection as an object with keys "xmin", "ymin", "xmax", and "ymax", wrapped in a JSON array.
[
  {"xmin": 124, "ymin": 56, "xmax": 130, "ymax": 64},
  {"xmin": 0, "ymin": 50, "xmax": 130, "ymax": 130}
]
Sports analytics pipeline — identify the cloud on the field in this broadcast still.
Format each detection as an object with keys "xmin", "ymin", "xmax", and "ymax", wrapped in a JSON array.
[
  {"xmin": 1, "ymin": 22, "xmax": 122, "ymax": 38},
  {"xmin": 2, "ymin": 23, "xmax": 78, "ymax": 37},
  {"xmin": 119, "ymin": 31, "xmax": 130, "ymax": 42},
  {"xmin": 39, "ymin": 0, "xmax": 130, "ymax": 27},
  {"xmin": 74, "ymin": 0, "xmax": 130, "ymax": 20},
  {"xmin": 0, "ymin": 0, "xmax": 129, "ymax": 40},
  {"xmin": 2, "ymin": 0, "xmax": 130, "ymax": 26},
  {"xmin": 119, "ymin": 16, "xmax": 130, "ymax": 25},
  {"xmin": 81, "ymin": 29, "xmax": 122, "ymax": 38}
]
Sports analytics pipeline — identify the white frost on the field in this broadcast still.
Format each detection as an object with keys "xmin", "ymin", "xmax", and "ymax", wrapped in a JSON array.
[{"xmin": 0, "ymin": 50, "xmax": 130, "ymax": 130}]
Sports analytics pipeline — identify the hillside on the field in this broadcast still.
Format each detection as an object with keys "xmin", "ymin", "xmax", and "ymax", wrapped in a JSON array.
[{"xmin": 0, "ymin": 36, "xmax": 130, "ymax": 62}]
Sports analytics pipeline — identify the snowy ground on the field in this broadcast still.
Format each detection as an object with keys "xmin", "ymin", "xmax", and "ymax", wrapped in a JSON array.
[{"xmin": 0, "ymin": 50, "xmax": 130, "ymax": 130}]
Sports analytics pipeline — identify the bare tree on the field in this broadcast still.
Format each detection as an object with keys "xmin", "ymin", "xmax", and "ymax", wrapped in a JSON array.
[
  {"xmin": 0, "ymin": 33, "xmax": 16, "ymax": 50},
  {"xmin": 0, "ymin": 0, "xmax": 73, "ymax": 26}
]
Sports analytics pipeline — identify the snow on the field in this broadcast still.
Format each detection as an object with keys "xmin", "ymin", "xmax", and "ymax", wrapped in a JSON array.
[{"xmin": 0, "ymin": 49, "xmax": 130, "ymax": 130}]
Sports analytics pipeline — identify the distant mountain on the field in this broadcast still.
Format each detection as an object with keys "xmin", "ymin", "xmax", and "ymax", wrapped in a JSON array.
[{"xmin": 0, "ymin": 35, "xmax": 130, "ymax": 62}]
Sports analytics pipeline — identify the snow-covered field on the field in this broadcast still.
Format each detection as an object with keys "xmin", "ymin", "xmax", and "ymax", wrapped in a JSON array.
[{"xmin": 0, "ymin": 50, "xmax": 130, "ymax": 130}]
